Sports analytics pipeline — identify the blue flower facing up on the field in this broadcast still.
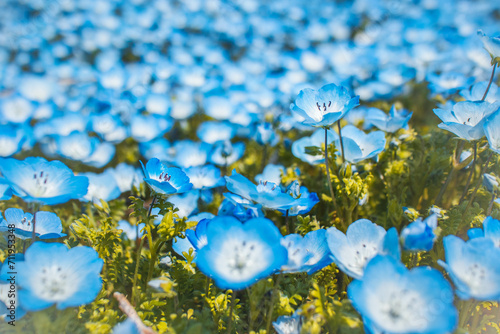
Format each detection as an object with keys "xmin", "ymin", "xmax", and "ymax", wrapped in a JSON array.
[
  {"xmin": 281, "ymin": 229, "xmax": 332, "ymax": 275},
  {"xmin": 140, "ymin": 158, "xmax": 193, "ymax": 195},
  {"xmin": 225, "ymin": 170, "xmax": 298, "ymax": 211},
  {"xmin": 326, "ymin": 219, "xmax": 400, "ymax": 279},
  {"xmin": 0, "ymin": 157, "xmax": 88, "ymax": 205},
  {"xmin": 401, "ymin": 214, "xmax": 438, "ymax": 251},
  {"xmin": 348, "ymin": 255, "xmax": 458, "ymax": 334},
  {"xmin": 17, "ymin": 242, "xmax": 103, "ymax": 311},
  {"xmin": 439, "ymin": 235, "xmax": 500, "ymax": 300},
  {"xmin": 334, "ymin": 125, "xmax": 386, "ymax": 163},
  {"xmin": 365, "ymin": 105, "xmax": 413, "ymax": 133},
  {"xmin": 290, "ymin": 83, "xmax": 359, "ymax": 127},
  {"xmin": 195, "ymin": 216, "xmax": 287, "ymax": 290},
  {"xmin": 434, "ymin": 101, "xmax": 500, "ymax": 141},
  {"xmin": 0, "ymin": 208, "xmax": 66, "ymax": 240},
  {"xmin": 467, "ymin": 216, "xmax": 500, "ymax": 247}
]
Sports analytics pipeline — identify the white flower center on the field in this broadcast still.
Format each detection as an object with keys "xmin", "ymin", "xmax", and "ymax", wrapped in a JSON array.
[
  {"xmin": 33, "ymin": 265, "xmax": 79, "ymax": 301},
  {"xmin": 216, "ymin": 238, "xmax": 270, "ymax": 282},
  {"xmin": 371, "ymin": 288, "xmax": 429, "ymax": 332}
]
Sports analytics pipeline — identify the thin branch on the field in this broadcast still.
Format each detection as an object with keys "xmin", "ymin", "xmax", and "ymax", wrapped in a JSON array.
[{"xmin": 114, "ymin": 292, "xmax": 157, "ymax": 334}]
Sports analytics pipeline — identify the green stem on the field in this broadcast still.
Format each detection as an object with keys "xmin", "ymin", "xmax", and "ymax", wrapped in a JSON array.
[
  {"xmin": 337, "ymin": 121, "xmax": 345, "ymax": 163},
  {"xmin": 460, "ymin": 142, "xmax": 477, "ymax": 204},
  {"xmin": 463, "ymin": 152, "xmax": 494, "ymax": 217},
  {"xmin": 265, "ymin": 273, "xmax": 282, "ymax": 333},
  {"xmin": 147, "ymin": 240, "xmax": 165, "ymax": 283},
  {"xmin": 435, "ymin": 141, "xmax": 464, "ymax": 206},
  {"xmin": 325, "ymin": 127, "xmax": 338, "ymax": 211},
  {"xmin": 487, "ymin": 191, "xmax": 497, "ymax": 216},
  {"xmin": 481, "ymin": 64, "xmax": 497, "ymax": 101},
  {"xmin": 226, "ymin": 291, "xmax": 236, "ymax": 334},
  {"xmin": 30, "ymin": 202, "xmax": 40, "ymax": 245},
  {"xmin": 131, "ymin": 237, "xmax": 145, "ymax": 306}
]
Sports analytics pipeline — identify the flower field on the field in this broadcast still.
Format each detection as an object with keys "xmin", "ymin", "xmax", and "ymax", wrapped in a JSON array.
[{"xmin": 1, "ymin": 0, "xmax": 500, "ymax": 333}]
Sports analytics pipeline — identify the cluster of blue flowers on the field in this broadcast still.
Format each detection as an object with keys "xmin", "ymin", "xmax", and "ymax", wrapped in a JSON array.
[{"xmin": 0, "ymin": 0, "xmax": 500, "ymax": 333}]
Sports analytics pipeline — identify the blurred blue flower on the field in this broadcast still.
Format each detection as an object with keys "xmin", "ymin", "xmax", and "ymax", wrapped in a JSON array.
[
  {"xmin": 439, "ymin": 235, "xmax": 500, "ymax": 300},
  {"xmin": 0, "ymin": 157, "xmax": 88, "ymax": 205},
  {"xmin": 348, "ymin": 255, "xmax": 457, "ymax": 334},
  {"xmin": 197, "ymin": 121, "xmax": 236, "ymax": 144},
  {"xmin": 17, "ymin": 242, "xmax": 103, "ymax": 311},
  {"xmin": 467, "ymin": 216, "xmax": 500, "ymax": 247},
  {"xmin": 273, "ymin": 312, "xmax": 303, "ymax": 334},
  {"xmin": 326, "ymin": 219, "xmax": 400, "ymax": 279},
  {"xmin": 196, "ymin": 216, "xmax": 287, "ymax": 290},
  {"xmin": 290, "ymin": 83, "xmax": 359, "ymax": 127},
  {"xmin": 209, "ymin": 141, "xmax": 245, "ymax": 166},
  {"xmin": 81, "ymin": 171, "xmax": 122, "ymax": 204},
  {"xmin": 255, "ymin": 164, "xmax": 285, "ymax": 185},
  {"xmin": 365, "ymin": 105, "xmax": 412, "ymax": 133},
  {"xmin": 401, "ymin": 214, "xmax": 438, "ymax": 251},
  {"xmin": 140, "ymin": 158, "xmax": 193, "ymax": 195}
]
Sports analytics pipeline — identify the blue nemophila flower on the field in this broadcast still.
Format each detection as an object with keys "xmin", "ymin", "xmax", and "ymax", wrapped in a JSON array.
[
  {"xmin": 172, "ymin": 140, "xmax": 211, "ymax": 168},
  {"xmin": 365, "ymin": 105, "xmax": 413, "ymax": 133},
  {"xmin": 218, "ymin": 196, "xmax": 264, "ymax": 222},
  {"xmin": 196, "ymin": 216, "xmax": 287, "ymax": 290},
  {"xmin": 335, "ymin": 125, "xmax": 386, "ymax": 163},
  {"xmin": 279, "ymin": 181, "xmax": 319, "ymax": 216},
  {"xmin": 326, "ymin": 219, "xmax": 400, "ymax": 279},
  {"xmin": 427, "ymin": 72, "xmax": 474, "ymax": 96},
  {"xmin": 255, "ymin": 122, "xmax": 279, "ymax": 146},
  {"xmin": 484, "ymin": 108, "xmax": 500, "ymax": 153},
  {"xmin": 290, "ymin": 83, "xmax": 359, "ymax": 127},
  {"xmin": 255, "ymin": 164, "xmax": 285, "ymax": 185},
  {"xmin": 434, "ymin": 101, "xmax": 500, "ymax": 141},
  {"xmin": 273, "ymin": 311, "xmax": 304, "ymax": 334},
  {"xmin": 0, "ymin": 124, "xmax": 26, "ymax": 157},
  {"xmin": 140, "ymin": 158, "xmax": 193, "ymax": 195},
  {"xmin": 209, "ymin": 141, "xmax": 245, "ymax": 166},
  {"xmin": 0, "ymin": 157, "xmax": 88, "ymax": 205},
  {"xmin": 80, "ymin": 172, "xmax": 121, "ymax": 204},
  {"xmin": 467, "ymin": 216, "xmax": 500, "ymax": 247},
  {"xmin": 348, "ymin": 255, "xmax": 458, "ymax": 334},
  {"xmin": 292, "ymin": 129, "xmax": 338, "ymax": 165},
  {"xmin": 17, "ymin": 242, "xmax": 103, "ymax": 311},
  {"xmin": 401, "ymin": 214, "xmax": 438, "ymax": 251},
  {"xmin": 439, "ymin": 235, "xmax": 500, "ymax": 300},
  {"xmin": 197, "ymin": 121, "xmax": 236, "ymax": 144},
  {"xmin": 225, "ymin": 170, "xmax": 297, "ymax": 210},
  {"xmin": 0, "ymin": 208, "xmax": 65, "ymax": 240},
  {"xmin": 107, "ymin": 163, "xmax": 142, "ymax": 193},
  {"xmin": 478, "ymin": 30, "xmax": 500, "ymax": 64},
  {"xmin": 281, "ymin": 229, "xmax": 332, "ymax": 275},
  {"xmin": 185, "ymin": 165, "xmax": 225, "ymax": 191}
]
